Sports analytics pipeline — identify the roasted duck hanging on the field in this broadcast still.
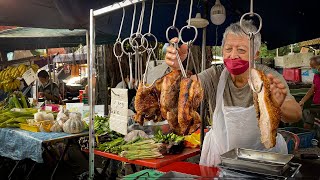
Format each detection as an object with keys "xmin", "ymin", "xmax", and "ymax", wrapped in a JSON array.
[
  {"xmin": 251, "ymin": 69, "xmax": 281, "ymax": 149},
  {"xmin": 178, "ymin": 77, "xmax": 204, "ymax": 135},
  {"xmin": 160, "ymin": 70, "xmax": 182, "ymax": 134},
  {"xmin": 134, "ymin": 80, "xmax": 162, "ymax": 125}
]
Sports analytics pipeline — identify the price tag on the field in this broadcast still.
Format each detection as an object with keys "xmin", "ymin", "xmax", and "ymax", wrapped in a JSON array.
[
  {"xmin": 110, "ymin": 88, "xmax": 128, "ymax": 135},
  {"xmin": 22, "ymin": 68, "xmax": 37, "ymax": 85}
]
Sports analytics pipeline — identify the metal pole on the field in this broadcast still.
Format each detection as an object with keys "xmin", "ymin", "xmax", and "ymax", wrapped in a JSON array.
[
  {"xmin": 88, "ymin": 9, "xmax": 96, "ymax": 180},
  {"xmin": 93, "ymin": 0, "xmax": 144, "ymax": 17},
  {"xmin": 200, "ymin": 0, "xmax": 208, "ymax": 148}
]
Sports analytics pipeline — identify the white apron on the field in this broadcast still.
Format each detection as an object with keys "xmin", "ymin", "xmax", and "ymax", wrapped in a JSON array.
[{"xmin": 200, "ymin": 69, "xmax": 288, "ymax": 167}]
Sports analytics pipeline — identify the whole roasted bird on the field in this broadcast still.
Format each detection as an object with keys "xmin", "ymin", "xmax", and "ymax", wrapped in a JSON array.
[
  {"xmin": 160, "ymin": 70, "xmax": 182, "ymax": 134},
  {"xmin": 178, "ymin": 77, "xmax": 204, "ymax": 135},
  {"xmin": 134, "ymin": 80, "xmax": 163, "ymax": 125},
  {"xmin": 251, "ymin": 69, "xmax": 281, "ymax": 149}
]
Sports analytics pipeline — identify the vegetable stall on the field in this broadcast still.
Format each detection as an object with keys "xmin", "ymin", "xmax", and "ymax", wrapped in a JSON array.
[{"xmin": 0, "ymin": 64, "xmax": 90, "ymax": 179}]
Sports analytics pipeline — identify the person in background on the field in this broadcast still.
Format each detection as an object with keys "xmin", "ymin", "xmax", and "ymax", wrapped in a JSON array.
[
  {"xmin": 38, "ymin": 70, "xmax": 61, "ymax": 104},
  {"xmin": 299, "ymin": 55, "xmax": 320, "ymax": 138}
]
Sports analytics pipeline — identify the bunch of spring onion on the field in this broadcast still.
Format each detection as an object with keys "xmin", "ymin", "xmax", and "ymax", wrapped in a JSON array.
[{"xmin": 120, "ymin": 139, "xmax": 164, "ymax": 160}]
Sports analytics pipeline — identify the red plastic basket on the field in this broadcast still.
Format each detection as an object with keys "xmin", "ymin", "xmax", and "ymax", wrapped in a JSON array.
[{"xmin": 283, "ymin": 68, "xmax": 301, "ymax": 82}]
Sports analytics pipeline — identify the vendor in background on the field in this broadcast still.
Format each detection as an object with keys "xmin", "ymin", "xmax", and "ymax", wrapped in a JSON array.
[
  {"xmin": 299, "ymin": 55, "xmax": 320, "ymax": 137},
  {"xmin": 165, "ymin": 20, "xmax": 302, "ymax": 166},
  {"xmin": 38, "ymin": 70, "xmax": 61, "ymax": 104}
]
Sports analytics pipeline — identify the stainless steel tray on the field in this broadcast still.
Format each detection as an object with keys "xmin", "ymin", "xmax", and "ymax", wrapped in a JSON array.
[
  {"xmin": 218, "ymin": 162, "xmax": 302, "ymax": 179},
  {"xmin": 220, "ymin": 148, "xmax": 294, "ymax": 175}
]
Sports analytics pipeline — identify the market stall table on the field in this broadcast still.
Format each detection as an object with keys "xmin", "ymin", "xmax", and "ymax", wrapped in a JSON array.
[
  {"xmin": 0, "ymin": 128, "xmax": 88, "ymax": 179},
  {"xmin": 84, "ymin": 147, "xmax": 200, "ymax": 175}
]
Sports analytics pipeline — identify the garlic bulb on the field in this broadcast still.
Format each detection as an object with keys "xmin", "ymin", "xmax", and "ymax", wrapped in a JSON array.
[{"xmin": 34, "ymin": 111, "xmax": 45, "ymax": 122}]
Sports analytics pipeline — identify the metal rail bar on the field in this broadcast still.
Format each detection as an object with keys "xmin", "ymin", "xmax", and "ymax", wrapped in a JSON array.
[{"xmin": 93, "ymin": 0, "xmax": 144, "ymax": 17}]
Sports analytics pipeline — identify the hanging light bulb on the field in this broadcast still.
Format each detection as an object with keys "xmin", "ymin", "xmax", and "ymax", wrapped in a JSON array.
[
  {"xmin": 210, "ymin": 0, "xmax": 226, "ymax": 25},
  {"xmin": 188, "ymin": 13, "xmax": 209, "ymax": 28}
]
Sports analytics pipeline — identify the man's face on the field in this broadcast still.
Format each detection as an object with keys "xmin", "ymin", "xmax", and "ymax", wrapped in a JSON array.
[
  {"xmin": 39, "ymin": 77, "xmax": 48, "ymax": 85},
  {"xmin": 222, "ymin": 33, "xmax": 259, "ymax": 61}
]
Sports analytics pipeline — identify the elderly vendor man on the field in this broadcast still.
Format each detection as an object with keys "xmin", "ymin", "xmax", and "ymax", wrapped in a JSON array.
[{"xmin": 165, "ymin": 20, "xmax": 302, "ymax": 166}]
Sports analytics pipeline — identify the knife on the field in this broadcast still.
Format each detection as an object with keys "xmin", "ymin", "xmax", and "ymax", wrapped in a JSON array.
[{"xmin": 300, "ymin": 154, "xmax": 320, "ymax": 160}]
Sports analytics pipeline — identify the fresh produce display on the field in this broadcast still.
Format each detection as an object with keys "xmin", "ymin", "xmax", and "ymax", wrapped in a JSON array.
[
  {"xmin": 34, "ymin": 111, "xmax": 55, "ymax": 121},
  {"xmin": 0, "ymin": 92, "xmax": 30, "ymax": 110},
  {"xmin": 56, "ymin": 107, "xmax": 69, "ymax": 126},
  {"xmin": 50, "ymin": 121, "xmax": 62, "ymax": 132},
  {"xmin": 97, "ymin": 137, "xmax": 126, "ymax": 154},
  {"xmin": 0, "ymin": 108, "xmax": 37, "ymax": 128},
  {"xmin": 184, "ymin": 132, "xmax": 201, "ymax": 148},
  {"xmin": 120, "ymin": 139, "xmax": 163, "ymax": 160},
  {"xmin": 97, "ymin": 137, "xmax": 164, "ymax": 160},
  {"xmin": 92, "ymin": 116, "xmax": 122, "ymax": 143},
  {"xmin": 63, "ymin": 112, "xmax": 85, "ymax": 134},
  {"xmin": 94, "ymin": 116, "xmax": 110, "ymax": 136},
  {"xmin": 153, "ymin": 130, "xmax": 185, "ymax": 154},
  {"xmin": 153, "ymin": 130, "xmax": 184, "ymax": 144},
  {"xmin": 39, "ymin": 120, "xmax": 53, "ymax": 132},
  {"xmin": 0, "ymin": 64, "xmax": 39, "ymax": 92}
]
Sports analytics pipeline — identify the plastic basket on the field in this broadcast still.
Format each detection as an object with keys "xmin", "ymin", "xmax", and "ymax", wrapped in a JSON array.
[
  {"xmin": 283, "ymin": 68, "xmax": 301, "ymax": 82},
  {"xmin": 283, "ymin": 127, "xmax": 315, "ymax": 153}
]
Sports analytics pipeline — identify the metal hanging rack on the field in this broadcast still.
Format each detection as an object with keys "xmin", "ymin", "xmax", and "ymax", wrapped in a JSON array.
[{"xmin": 88, "ymin": 1, "xmax": 144, "ymax": 179}]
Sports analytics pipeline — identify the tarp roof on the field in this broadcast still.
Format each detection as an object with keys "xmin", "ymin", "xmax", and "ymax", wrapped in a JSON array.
[
  {"xmin": 0, "ymin": 27, "xmax": 86, "ymax": 38},
  {"xmin": 0, "ymin": 27, "xmax": 115, "ymax": 51},
  {"xmin": 0, "ymin": 0, "xmax": 319, "ymax": 50}
]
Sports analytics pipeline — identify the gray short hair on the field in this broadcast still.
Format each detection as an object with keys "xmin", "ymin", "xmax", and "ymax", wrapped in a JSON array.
[{"xmin": 221, "ymin": 20, "xmax": 261, "ymax": 54}]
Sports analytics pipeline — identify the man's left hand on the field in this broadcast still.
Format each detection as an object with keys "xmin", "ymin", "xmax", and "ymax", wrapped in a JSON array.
[{"xmin": 267, "ymin": 74, "xmax": 287, "ymax": 107}]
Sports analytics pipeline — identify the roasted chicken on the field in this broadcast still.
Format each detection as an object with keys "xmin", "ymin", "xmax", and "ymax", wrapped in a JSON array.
[
  {"xmin": 134, "ymin": 81, "xmax": 162, "ymax": 125},
  {"xmin": 134, "ymin": 70, "xmax": 203, "ymax": 136},
  {"xmin": 160, "ymin": 70, "xmax": 182, "ymax": 134},
  {"xmin": 251, "ymin": 69, "xmax": 281, "ymax": 149},
  {"xmin": 178, "ymin": 78, "xmax": 204, "ymax": 135}
]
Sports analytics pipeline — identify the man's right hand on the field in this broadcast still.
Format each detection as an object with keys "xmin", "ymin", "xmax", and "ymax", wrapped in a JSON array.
[{"xmin": 165, "ymin": 37, "xmax": 188, "ymax": 70}]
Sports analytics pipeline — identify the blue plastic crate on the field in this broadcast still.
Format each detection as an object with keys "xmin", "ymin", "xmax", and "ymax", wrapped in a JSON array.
[{"xmin": 282, "ymin": 127, "xmax": 315, "ymax": 153}]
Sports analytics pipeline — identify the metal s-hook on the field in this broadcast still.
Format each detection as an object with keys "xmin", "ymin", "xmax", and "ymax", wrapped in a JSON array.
[
  {"xmin": 239, "ymin": 0, "xmax": 263, "ymax": 93},
  {"xmin": 114, "ymin": 7, "xmax": 126, "ymax": 89},
  {"xmin": 164, "ymin": 0, "xmax": 188, "ymax": 78},
  {"xmin": 180, "ymin": 0, "xmax": 198, "ymax": 77},
  {"xmin": 180, "ymin": 0, "xmax": 198, "ymax": 45}
]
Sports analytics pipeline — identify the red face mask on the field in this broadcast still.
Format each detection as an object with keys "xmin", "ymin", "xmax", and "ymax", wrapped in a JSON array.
[{"xmin": 224, "ymin": 58, "xmax": 249, "ymax": 75}]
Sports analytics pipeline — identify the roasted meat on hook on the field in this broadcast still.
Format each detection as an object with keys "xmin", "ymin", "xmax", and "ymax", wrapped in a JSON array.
[
  {"xmin": 134, "ymin": 80, "xmax": 163, "ymax": 125},
  {"xmin": 160, "ymin": 70, "xmax": 182, "ymax": 134},
  {"xmin": 178, "ymin": 77, "xmax": 204, "ymax": 135},
  {"xmin": 251, "ymin": 69, "xmax": 281, "ymax": 149}
]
